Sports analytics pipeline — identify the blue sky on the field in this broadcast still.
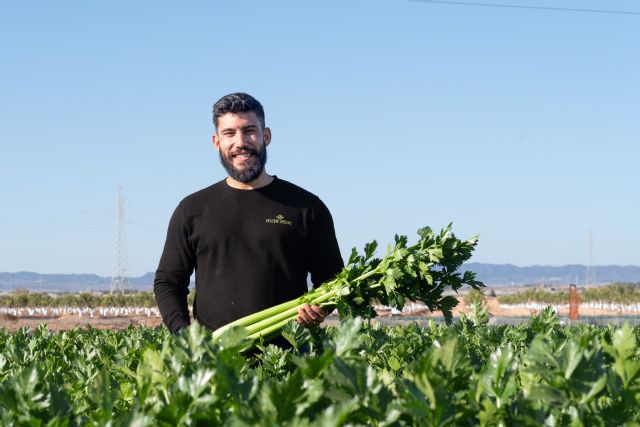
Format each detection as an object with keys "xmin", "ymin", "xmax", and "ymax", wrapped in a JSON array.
[{"xmin": 1, "ymin": 0, "xmax": 638, "ymax": 276}]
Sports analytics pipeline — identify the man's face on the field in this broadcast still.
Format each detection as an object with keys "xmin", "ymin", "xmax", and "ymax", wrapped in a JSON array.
[{"xmin": 213, "ymin": 112, "xmax": 271, "ymax": 183}]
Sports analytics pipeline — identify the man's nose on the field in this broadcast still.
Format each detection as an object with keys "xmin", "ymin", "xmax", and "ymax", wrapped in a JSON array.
[{"xmin": 234, "ymin": 131, "xmax": 250, "ymax": 144}]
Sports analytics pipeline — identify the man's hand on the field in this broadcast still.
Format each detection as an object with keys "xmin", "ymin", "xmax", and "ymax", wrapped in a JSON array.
[{"xmin": 296, "ymin": 303, "xmax": 327, "ymax": 327}]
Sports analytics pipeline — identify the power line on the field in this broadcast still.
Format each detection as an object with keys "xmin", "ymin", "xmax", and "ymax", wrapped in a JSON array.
[
  {"xmin": 0, "ymin": 209, "xmax": 112, "ymax": 225},
  {"xmin": 586, "ymin": 227, "xmax": 597, "ymax": 285},
  {"xmin": 0, "ymin": 225, "xmax": 111, "ymax": 239},
  {"xmin": 411, "ymin": 0, "xmax": 640, "ymax": 15},
  {"xmin": 0, "ymin": 214, "xmax": 113, "ymax": 230}
]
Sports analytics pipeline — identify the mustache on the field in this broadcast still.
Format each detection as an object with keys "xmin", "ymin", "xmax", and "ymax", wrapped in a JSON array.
[
  {"xmin": 230, "ymin": 147, "xmax": 257, "ymax": 156},
  {"xmin": 219, "ymin": 143, "xmax": 268, "ymax": 184}
]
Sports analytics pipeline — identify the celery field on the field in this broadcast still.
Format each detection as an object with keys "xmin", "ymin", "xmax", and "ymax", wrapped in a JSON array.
[{"xmin": 1, "ymin": 306, "xmax": 639, "ymax": 426}]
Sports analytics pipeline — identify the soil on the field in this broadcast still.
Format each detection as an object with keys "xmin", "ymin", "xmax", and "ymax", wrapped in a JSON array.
[{"xmin": 0, "ymin": 313, "xmax": 163, "ymax": 332}]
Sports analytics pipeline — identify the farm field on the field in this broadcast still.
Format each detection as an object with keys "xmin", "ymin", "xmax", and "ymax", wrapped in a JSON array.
[
  {"xmin": 1, "ymin": 306, "xmax": 639, "ymax": 425},
  {"xmin": 3, "ymin": 293, "xmax": 640, "ymax": 332}
]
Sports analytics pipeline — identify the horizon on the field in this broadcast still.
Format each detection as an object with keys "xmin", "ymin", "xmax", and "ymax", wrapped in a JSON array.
[
  {"xmin": 4, "ymin": 264, "xmax": 640, "ymax": 294},
  {"xmin": 3, "ymin": 261, "xmax": 640, "ymax": 277}
]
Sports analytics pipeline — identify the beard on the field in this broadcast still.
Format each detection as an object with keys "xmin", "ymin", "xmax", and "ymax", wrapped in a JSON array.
[{"xmin": 219, "ymin": 141, "xmax": 268, "ymax": 183}]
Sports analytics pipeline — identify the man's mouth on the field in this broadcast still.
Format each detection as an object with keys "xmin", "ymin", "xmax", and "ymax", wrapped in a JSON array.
[
  {"xmin": 230, "ymin": 150, "xmax": 256, "ymax": 163},
  {"xmin": 219, "ymin": 143, "xmax": 266, "ymax": 182}
]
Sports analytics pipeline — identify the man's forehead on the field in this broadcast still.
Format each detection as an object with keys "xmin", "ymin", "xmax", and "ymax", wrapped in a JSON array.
[{"xmin": 217, "ymin": 111, "xmax": 261, "ymax": 128}]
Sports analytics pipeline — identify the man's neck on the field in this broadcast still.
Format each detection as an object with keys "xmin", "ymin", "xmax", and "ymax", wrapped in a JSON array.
[{"xmin": 225, "ymin": 172, "xmax": 273, "ymax": 190}]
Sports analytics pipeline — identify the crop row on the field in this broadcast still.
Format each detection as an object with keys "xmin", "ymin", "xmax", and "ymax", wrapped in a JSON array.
[
  {"xmin": 1, "ymin": 306, "xmax": 639, "ymax": 426},
  {"xmin": 3, "ymin": 282, "xmax": 640, "ymax": 310},
  {"xmin": 0, "ymin": 304, "xmax": 427, "ymax": 319},
  {"xmin": 499, "ymin": 302, "xmax": 640, "ymax": 313},
  {"xmin": 497, "ymin": 282, "xmax": 640, "ymax": 305},
  {"xmin": 0, "ymin": 291, "xmax": 179, "ymax": 308},
  {"xmin": 0, "ymin": 306, "xmax": 161, "ymax": 318}
]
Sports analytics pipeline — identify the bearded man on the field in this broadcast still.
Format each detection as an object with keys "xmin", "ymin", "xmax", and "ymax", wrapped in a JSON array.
[{"xmin": 154, "ymin": 92, "xmax": 344, "ymax": 336}]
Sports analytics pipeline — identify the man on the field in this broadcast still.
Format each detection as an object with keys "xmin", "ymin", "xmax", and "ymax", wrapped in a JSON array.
[{"xmin": 154, "ymin": 92, "xmax": 344, "ymax": 336}]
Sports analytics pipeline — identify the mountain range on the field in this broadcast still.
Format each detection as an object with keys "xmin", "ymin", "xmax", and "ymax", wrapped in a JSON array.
[
  {"xmin": 1, "ymin": 264, "xmax": 639, "ymax": 293},
  {"xmin": 461, "ymin": 263, "xmax": 640, "ymax": 287}
]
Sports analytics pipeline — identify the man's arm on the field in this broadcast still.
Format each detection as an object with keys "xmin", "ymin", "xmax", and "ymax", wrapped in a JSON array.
[
  {"xmin": 154, "ymin": 203, "xmax": 195, "ymax": 334},
  {"xmin": 296, "ymin": 198, "xmax": 344, "ymax": 326},
  {"xmin": 308, "ymin": 198, "xmax": 344, "ymax": 287}
]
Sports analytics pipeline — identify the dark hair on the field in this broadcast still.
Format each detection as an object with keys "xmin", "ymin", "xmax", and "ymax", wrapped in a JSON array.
[{"xmin": 212, "ymin": 92, "xmax": 265, "ymax": 129}]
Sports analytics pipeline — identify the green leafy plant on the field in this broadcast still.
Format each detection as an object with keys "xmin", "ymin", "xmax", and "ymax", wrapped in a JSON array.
[
  {"xmin": 1, "ymin": 308, "xmax": 640, "ymax": 424},
  {"xmin": 212, "ymin": 224, "xmax": 483, "ymax": 344}
]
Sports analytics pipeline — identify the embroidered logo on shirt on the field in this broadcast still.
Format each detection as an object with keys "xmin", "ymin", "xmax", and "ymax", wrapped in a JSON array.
[{"xmin": 265, "ymin": 214, "xmax": 292, "ymax": 225}]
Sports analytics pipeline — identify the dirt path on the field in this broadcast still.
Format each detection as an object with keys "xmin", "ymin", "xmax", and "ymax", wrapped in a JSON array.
[{"xmin": 0, "ymin": 314, "xmax": 162, "ymax": 332}]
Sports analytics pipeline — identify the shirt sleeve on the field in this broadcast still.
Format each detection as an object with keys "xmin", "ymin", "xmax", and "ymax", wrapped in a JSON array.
[
  {"xmin": 153, "ymin": 202, "xmax": 195, "ymax": 333},
  {"xmin": 308, "ymin": 198, "xmax": 344, "ymax": 287}
]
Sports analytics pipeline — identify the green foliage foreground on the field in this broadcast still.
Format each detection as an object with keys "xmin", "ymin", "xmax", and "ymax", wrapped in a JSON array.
[{"xmin": 1, "ymin": 306, "xmax": 639, "ymax": 426}]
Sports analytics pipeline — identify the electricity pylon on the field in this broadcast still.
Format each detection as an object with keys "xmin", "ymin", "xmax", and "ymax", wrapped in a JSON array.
[
  {"xmin": 110, "ymin": 187, "xmax": 128, "ymax": 294},
  {"xmin": 585, "ymin": 227, "xmax": 596, "ymax": 286}
]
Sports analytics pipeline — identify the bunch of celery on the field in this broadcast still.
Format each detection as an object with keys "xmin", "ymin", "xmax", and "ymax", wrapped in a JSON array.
[{"xmin": 212, "ymin": 224, "xmax": 483, "ymax": 342}]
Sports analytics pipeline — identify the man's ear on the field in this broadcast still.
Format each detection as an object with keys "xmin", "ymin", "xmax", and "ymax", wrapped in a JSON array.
[
  {"xmin": 212, "ymin": 134, "xmax": 220, "ymax": 151},
  {"xmin": 264, "ymin": 127, "xmax": 272, "ymax": 147}
]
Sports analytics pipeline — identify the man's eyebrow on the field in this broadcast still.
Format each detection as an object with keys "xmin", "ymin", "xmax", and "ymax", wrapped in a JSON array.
[{"xmin": 219, "ymin": 124, "xmax": 259, "ymax": 133}]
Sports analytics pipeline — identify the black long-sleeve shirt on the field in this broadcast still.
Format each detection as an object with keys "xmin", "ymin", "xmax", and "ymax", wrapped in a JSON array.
[{"xmin": 154, "ymin": 177, "xmax": 344, "ymax": 333}]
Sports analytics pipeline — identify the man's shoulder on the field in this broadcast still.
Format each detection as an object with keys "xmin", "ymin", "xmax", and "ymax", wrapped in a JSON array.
[
  {"xmin": 178, "ymin": 180, "xmax": 227, "ymax": 209},
  {"xmin": 269, "ymin": 178, "xmax": 338, "ymax": 220},
  {"xmin": 272, "ymin": 177, "xmax": 325, "ymax": 205}
]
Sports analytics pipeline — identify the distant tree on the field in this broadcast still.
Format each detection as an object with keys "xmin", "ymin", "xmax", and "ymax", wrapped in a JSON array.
[{"xmin": 464, "ymin": 288, "xmax": 485, "ymax": 306}]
